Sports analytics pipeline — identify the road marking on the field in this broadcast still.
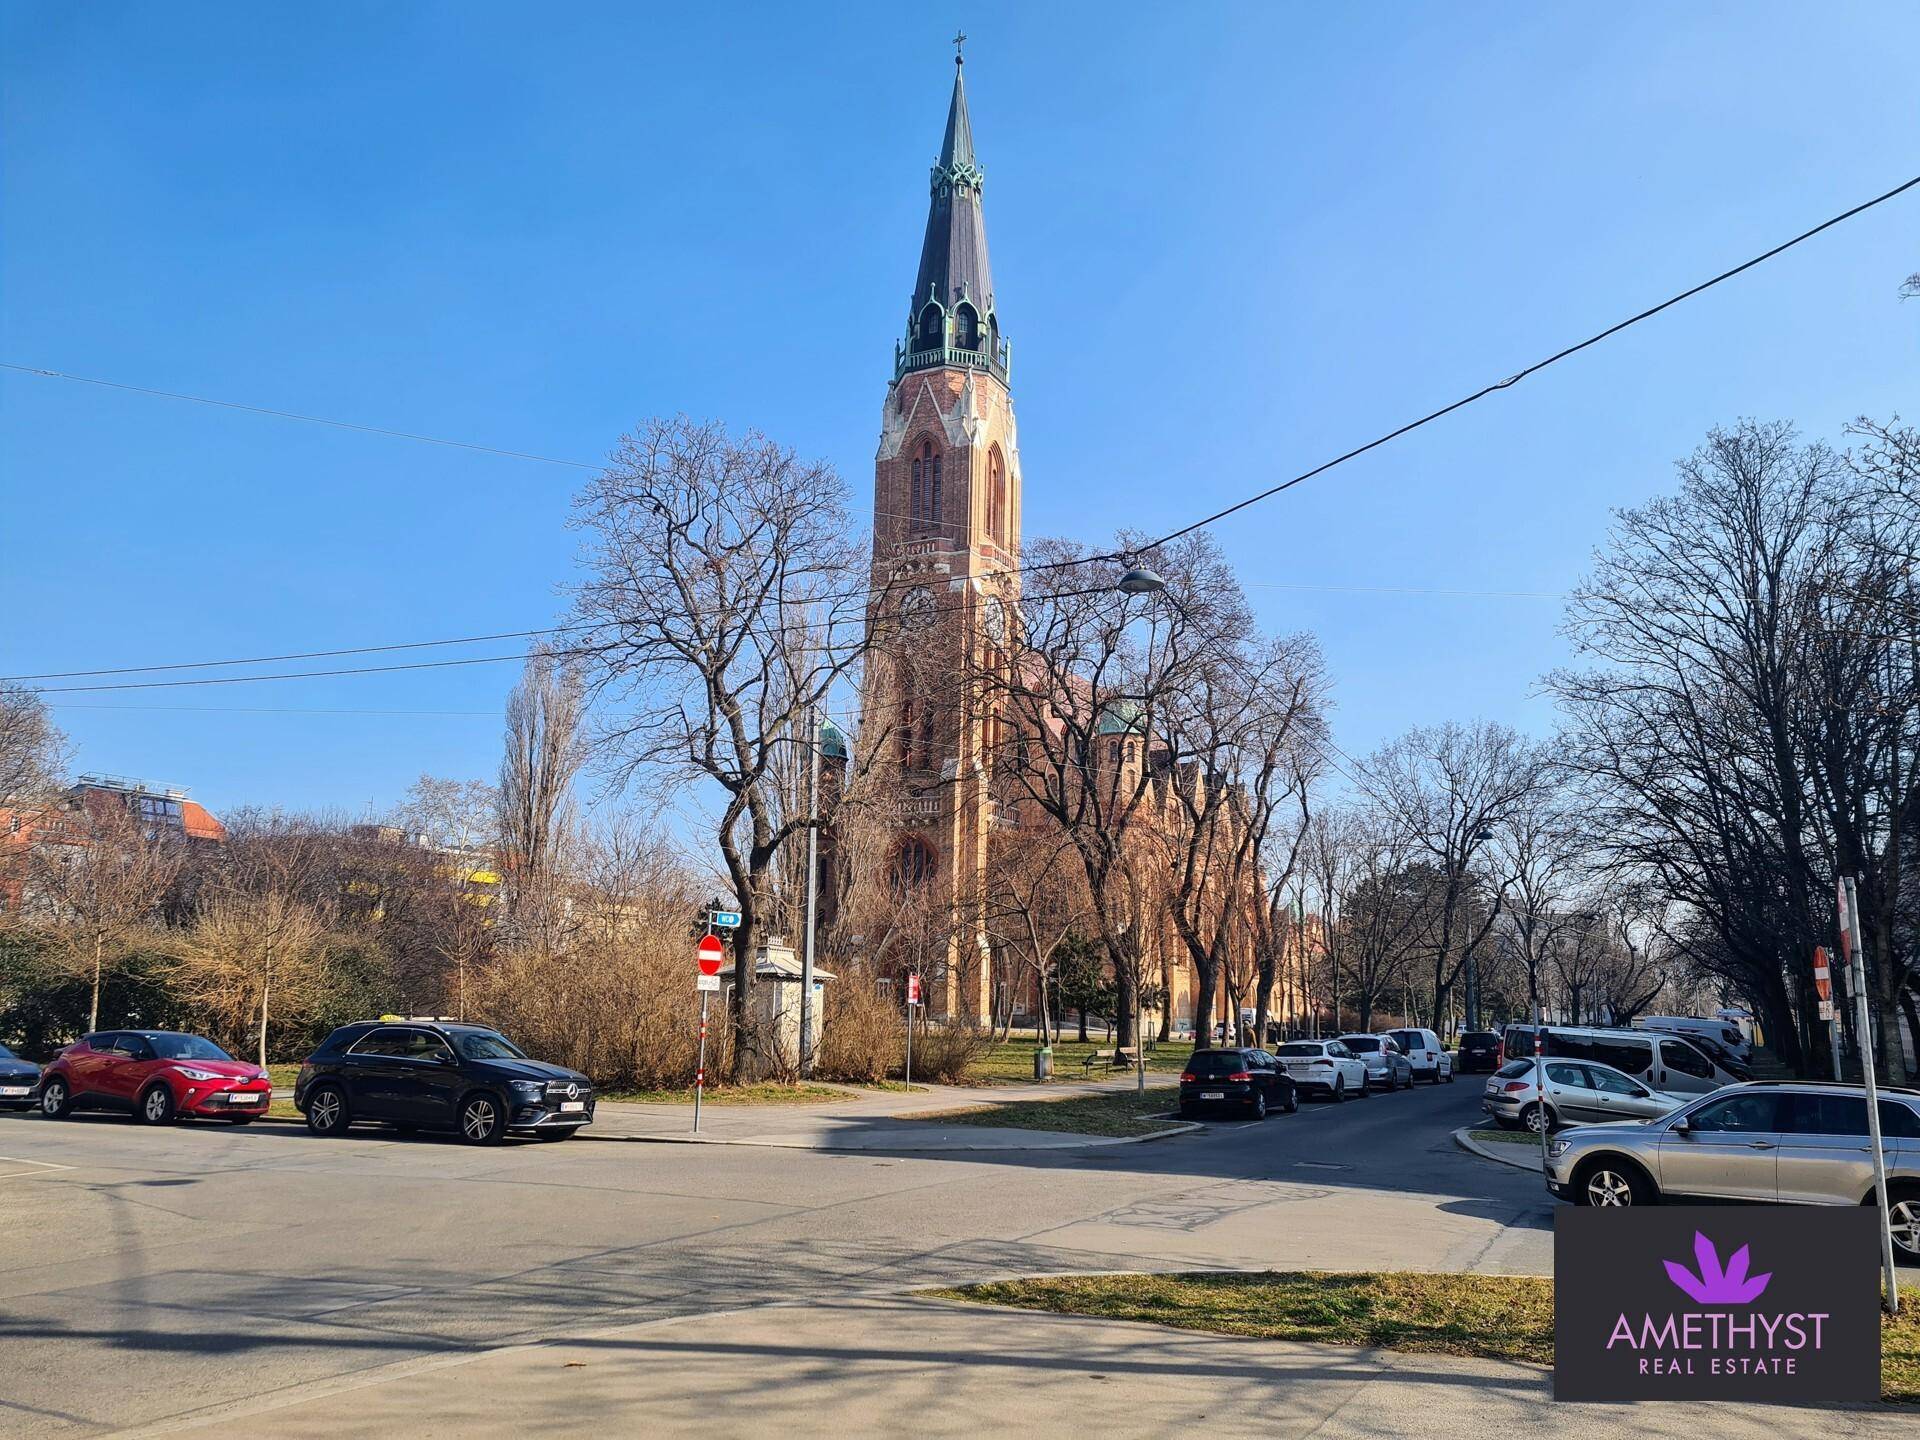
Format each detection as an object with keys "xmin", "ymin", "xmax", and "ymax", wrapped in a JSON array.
[{"xmin": 0, "ymin": 1155, "xmax": 74, "ymax": 1180}]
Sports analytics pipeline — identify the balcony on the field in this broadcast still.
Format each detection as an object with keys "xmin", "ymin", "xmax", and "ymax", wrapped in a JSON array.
[{"xmin": 894, "ymin": 337, "xmax": 1011, "ymax": 385}]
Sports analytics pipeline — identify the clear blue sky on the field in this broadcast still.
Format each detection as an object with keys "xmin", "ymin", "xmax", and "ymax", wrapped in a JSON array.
[{"xmin": 3, "ymin": 2, "xmax": 1916, "ymax": 823}]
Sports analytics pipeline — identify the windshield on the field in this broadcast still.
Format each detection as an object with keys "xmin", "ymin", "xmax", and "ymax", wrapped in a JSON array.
[
  {"xmin": 453, "ymin": 1030, "xmax": 529, "ymax": 1061},
  {"xmin": 1341, "ymin": 1037, "xmax": 1381, "ymax": 1053},
  {"xmin": 148, "ymin": 1034, "xmax": 232, "ymax": 1062},
  {"xmin": 1463, "ymin": 1032, "xmax": 1498, "ymax": 1043},
  {"xmin": 1276, "ymin": 1042, "xmax": 1324, "ymax": 1057},
  {"xmin": 0, "ymin": 1043, "xmax": 16, "ymax": 1060},
  {"xmin": 1185, "ymin": 1051, "xmax": 1248, "ymax": 1076},
  {"xmin": 1495, "ymin": 1059, "xmax": 1534, "ymax": 1079}
]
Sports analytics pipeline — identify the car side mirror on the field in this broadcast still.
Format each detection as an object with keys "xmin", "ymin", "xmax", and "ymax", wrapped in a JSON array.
[
  {"xmin": 1669, "ymin": 1115, "xmax": 1690, "ymax": 1134},
  {"xmin": 433, "ymin": 1052, "xmax": 457, "ymax": 1065}
]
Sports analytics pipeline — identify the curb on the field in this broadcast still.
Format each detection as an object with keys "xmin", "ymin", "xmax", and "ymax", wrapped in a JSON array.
[
  {"xmin": 581, "ymin": 1119, "xmax": 1202, "ymax": 1153},
  {"xmin": 1453, "ymin": 1125, "xmax": 1544, "ymax": 1173}
]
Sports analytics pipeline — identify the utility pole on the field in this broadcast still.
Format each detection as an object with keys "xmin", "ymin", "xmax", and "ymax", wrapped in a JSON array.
[{"xmin": 800, "ymin": 704, "xmax": 822, "ymax": 1078}]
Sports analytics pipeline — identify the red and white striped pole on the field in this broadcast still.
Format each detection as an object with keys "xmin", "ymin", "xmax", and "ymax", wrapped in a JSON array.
[{"xmin": 693, "ymin": 991, "xmax": 709, "ymax": 1134}]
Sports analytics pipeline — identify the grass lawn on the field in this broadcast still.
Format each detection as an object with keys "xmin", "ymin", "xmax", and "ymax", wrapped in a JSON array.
[
  {"xmin": 266, "ymin": 1064, "xmax": 302, "ymax": 1121},
  {"xmin": 967, "ymin": 1038, "xmax": 1193, "ymax": 1085},
  {"xmin": 932, "ymin": 1270, "xmax": 1920, "ymax": 1402},
  {"xmin": 902, "ymin": 1085, "xmax": 1182, "ymax": 1137},
  {"xmin": 1467, "ymin": 1126, "xmax": 1545, "ymax": 1148}
]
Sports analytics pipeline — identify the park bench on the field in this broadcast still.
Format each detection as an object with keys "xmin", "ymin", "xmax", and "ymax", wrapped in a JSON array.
[{"xmin": 1081, "ymin": 1047, "xmax": 1139, "ymax": 1077}]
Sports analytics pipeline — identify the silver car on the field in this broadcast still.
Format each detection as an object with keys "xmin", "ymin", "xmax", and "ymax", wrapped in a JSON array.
[
  {"xmin": 1482, "ymin": 1057, "xmax": 1681, "ymax": 1132},
  {"xmin": 1544, "ymin": 1082, "xmax": 1920, "ymax": 1264},
  {"xmin": 1337, "ymin": 1034, "xmax": 1412, "ymax": 1092}
]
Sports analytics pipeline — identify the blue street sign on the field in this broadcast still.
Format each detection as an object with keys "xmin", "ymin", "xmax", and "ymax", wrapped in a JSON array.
[{"xmin": 711, "ymin": 910, "xmax": 742, "ymax": 930}]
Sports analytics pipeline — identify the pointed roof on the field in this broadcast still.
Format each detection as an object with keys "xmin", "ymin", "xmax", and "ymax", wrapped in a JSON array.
[{"xmin": 911, "ymin": 56, "xmax": 994, "ymax": 318}]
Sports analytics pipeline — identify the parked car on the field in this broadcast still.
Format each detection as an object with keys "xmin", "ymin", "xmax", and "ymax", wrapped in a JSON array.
[
  {"xmin": 1273, "ymin": 1039, "xmax": 1370, "ymax": 1101},
  {"xmin": 1385, "ymin": 1027, "xmax": 1453, "ymax": 1084},
  {"xmin": 1545, "ymin": 1083, "xmax": 1920, "ymax": 1264},
  {"xmin": 295, "ymin": 1019, "xmax": 595, "ymax": 1144},
  {"xmin": 0, "ymin": 1043, "xmax": 41, "ymax": 1110},
  {"xmin": 1336, "ymin": 1034, "xmax": 1412, "ymax": 1092},
  {"xmin": 1540, "ymin": 1025, "xmax": 1743, "ymax": 1096},
  {"xmin": 1634, "ymin": 1014, "xmax": 1753, "ymax": 1064},
  {"xmin": 1456, "ymin": 1030, "xmax": 1505, "ymax": 1074},
  {"xmin": 38, "ymin": 1031, "xmax": 272, "ymax": 1124},
  {"xmin": 1482, "ymin": 1057, "xmax": 1682, "ymax": 1133},
  {"xmin": 1178, "ymin": 1048, "xmax": 1298, "ymax": 1120}
]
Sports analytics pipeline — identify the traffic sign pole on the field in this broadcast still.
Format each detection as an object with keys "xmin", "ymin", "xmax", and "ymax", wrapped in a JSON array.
[
  {"xmin": 693, "ymin": 990, "xmax": 709, "ymax": 1134},
  {"xmin": 693, "ymin": 932, "xmax": 726, "ymax": 1135},
  {"xmin": 1842, "ymin": 876, "xmax": 1899, "ymax": 1313}
]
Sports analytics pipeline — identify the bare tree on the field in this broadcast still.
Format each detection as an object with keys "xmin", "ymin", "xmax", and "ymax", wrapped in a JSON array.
[
  {"xmin": 986, "ymin": 531, "xmax": 1247, "ymax": 1052},
  {"xmin": 0, "ymin": 685, "xmax": 67, "ymax": 803},
  {"xmin": 498, "ymin": 651, "xmax": 587, "ymax": 944},
  {"xmin": 171, "ymin": 888, "xmax": 328, "ymax": 1069},
  {"xmin": 1362, "ymin": 720, "xmax": 1548, "ymax": 1037},
  {"xmin": 979, "ymin": 827, "xmax": 1093, "ymax": 1047},
  {"xmin": 568, "ymin": 416, "xmax": 868, "ymax": 1079},
  {"xmin": 26, "ymin": 802, "xmax": 182, "ymax": 1032}
]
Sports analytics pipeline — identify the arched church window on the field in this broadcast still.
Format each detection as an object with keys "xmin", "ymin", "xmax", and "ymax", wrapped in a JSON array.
[
  {"xmin": 892, "ymin": 837, "xmax": 937, "ymax": 893},
  {"xmin": 988, "ymin": 448, "xmax": 1006, "ymax": 544},
  {"xmin": 918, "ymin": 708, "xmax": 936, "ymax": 770},
  {"xmin": 953, "ymin": 303, "xmax": 979, "ymax": 351},
  {"xmin": 918, "ymin": 303, "xmax": 943, "ymax": 349},
  {"xmin": 914, "ymin": 441, "xmax": 941, "ymax": 525}
]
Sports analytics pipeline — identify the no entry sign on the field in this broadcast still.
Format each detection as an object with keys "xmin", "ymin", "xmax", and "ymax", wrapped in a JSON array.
[{"xmin": 697, "ymin": 933, "xmax": 725, "ymax": 976}]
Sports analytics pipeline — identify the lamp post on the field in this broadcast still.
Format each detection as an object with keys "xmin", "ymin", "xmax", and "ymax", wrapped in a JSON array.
[
  {"xmin": 1462, "ymin": 826, "xmax": 1495, "ymax": 1035},
  {"xmin": 799, "ymin": 704, "xmax": 824, "ymax": 1078},
  {"xmin": 1115, "ymin": 566, "xmax": 1175, "ymax": 1094}
]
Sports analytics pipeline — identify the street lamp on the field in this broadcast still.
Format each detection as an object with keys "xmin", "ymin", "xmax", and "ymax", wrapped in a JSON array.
[
  {"xmin": 1115, "ymin": 565, "xmax": 1175, "ymax": 1093},
  {"xmin": 1463, "ymin": 826, "xmax": 1495, "ymax": 1033}
]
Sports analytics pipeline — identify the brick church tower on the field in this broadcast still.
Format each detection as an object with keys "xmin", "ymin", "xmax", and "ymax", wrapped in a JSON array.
[{"xmin": 865, "ymin": 47, "xmax": 1021, "ymax": 1020}]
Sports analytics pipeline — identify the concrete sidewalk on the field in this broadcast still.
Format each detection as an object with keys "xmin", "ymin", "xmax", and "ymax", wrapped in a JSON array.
[
  {"xmin": 146, "ymin": 1293, "xmax": 1911, "ymax": 1438},
  {"xmin": 584, "ymin": 1075, "xmax": 1189, "ymax": 1152}
]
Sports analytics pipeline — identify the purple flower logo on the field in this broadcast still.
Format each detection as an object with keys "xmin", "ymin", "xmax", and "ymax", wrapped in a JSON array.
[{"xmin": 1663, "ymin": 1231, "xmax": 1772, "ymax": 1305}]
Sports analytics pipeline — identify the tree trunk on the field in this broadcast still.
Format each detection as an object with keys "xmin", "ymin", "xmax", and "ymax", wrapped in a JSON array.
[
  {"xmin": 1076, "ymin": 1007, "xmax": 1089, "ymax": 1042},
  {"xmin": 89, "ymin": 933, "xmax": 104, "ymax": 1034},
  {"xmin": 1114, "ymin": 952, "xmax": 1137, "ymax": 1049},
  {"xmin": 1191, "ymin": 961, "xmax": 1219, "ymax": 1052},
  {"xmin": 258, "ymin": 947, "xmax": 272, "ymax": 1071}
]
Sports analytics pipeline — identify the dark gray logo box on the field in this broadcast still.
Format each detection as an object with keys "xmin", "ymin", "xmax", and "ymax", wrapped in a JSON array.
[{"xmin": 1554, "ymin": 1207, "xmax": 1880, "ymax": 1404}]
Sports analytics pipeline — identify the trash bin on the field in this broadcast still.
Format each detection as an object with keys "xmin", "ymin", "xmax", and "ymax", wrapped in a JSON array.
[{"xmin": 1033, "ymin": 1047, "xmax": 1053, "ymax": 1080}]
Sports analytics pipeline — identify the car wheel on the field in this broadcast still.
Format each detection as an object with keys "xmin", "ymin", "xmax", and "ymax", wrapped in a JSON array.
[
  {"xmin": 1884, "ymin": 1186, "xmax": 1920, "ymax": 1266},
  {"xmin": 40, "ymin": 1077, "xmax": 73, "ymax": 1119},
  {"xmin": 1444, "ymin": 1065, "xmax": 1455, "ymax": 1084},
  {"xmin": 458, "ymin": 1093, "xmax": 507, "ymax": 1145},
  {"xmin": 1282, "ymin": 1087, "xmax": 1298, "ymax": 1114},
  {"xmin": 305, "ymin": 1083, "xmax": 351, "ymax": 1136},
  {"xmin": 1250, "ymin": 1090, "xmax": 1268, "ymax": 1120},
  {"xmin": 1575, "ymin": 1157, "xmax": 1654, "ymax": 1207},
  {"xmin": 137, "ymin": 1084, "xmax": 176, "ymax": 1126},
  {"xmin": 1331, "ymin": 1078, "xmax": 1345, "ymax": 1103},
  {"xmin": 1358, "ymin": 1075, "xmax": 1373, "ymax": 1098},
  {"xmin": 1519, "ymin": 1102, "xmax": 1551, "ymax": 1135}
]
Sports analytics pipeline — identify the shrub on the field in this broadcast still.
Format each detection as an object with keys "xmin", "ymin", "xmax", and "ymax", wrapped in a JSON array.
[
  {"xmin": 909, "ymin": 1021, "xmax": 994, "ymax": 1083},
  {"xmin": 815, "ymin": 963, "xmax": 903, "ymax": 1083}
]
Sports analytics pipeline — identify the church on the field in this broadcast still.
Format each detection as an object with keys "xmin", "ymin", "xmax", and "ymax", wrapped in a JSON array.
[
  {"xmin": 859, "ymin": 43, "xmax": 1018, "ymax": 1021},
  {"xmin": 851, "ymin": 48, "xmax": 1262, "ymax": 1037}
]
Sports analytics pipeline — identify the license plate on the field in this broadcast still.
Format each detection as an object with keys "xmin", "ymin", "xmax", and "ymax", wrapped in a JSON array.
[
  {"xmin": 0, "ymin": 1086, "xmax": 29, "ymax": 1097},
  {"xmin": 228, "ymin": 1093, "xmax": 264, "ymax": 1104},
  {"xmin": 1200, "ymin": 1091, "xmax": 1224, "ymax": 1100},
  {"xmin": 559, "ymin": 1100, "xmax": 585, "ymax": 1112}
]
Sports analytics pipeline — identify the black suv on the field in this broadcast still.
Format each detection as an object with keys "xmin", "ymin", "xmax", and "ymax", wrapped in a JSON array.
[
  {"xmin": 294, "ymin": 1019, "xmax": 595, "ymax": 1144},
  {"xmin": 1179, "ymin": 1048, "xmax": 1298, "ymax": 1120}
]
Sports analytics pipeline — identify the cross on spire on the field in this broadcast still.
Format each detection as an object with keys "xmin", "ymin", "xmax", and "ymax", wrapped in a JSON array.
[{"xmin": 952, "ymin": 30, "xmax": 966, "ymax": 65}]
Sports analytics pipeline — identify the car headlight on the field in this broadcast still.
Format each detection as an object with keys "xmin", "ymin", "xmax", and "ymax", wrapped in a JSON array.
[
  {"xmin": 510, "ymin": 1080, "xmax": 546, "ymax": 1100},
  {"xmin": 1546, "ymin": 1139, "xmax": 1572, "ymax": 1159},
  {"xmin": 174, "ymin": 1066, "xmax": 223, "ymax": 1082}
]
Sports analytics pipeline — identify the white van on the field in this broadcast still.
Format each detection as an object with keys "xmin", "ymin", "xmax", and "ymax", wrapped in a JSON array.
[
  {"xmin": 1539, "ymin": 1026, "xmax": 1743, "ymax": 1096},
  {"xmin": 1633, "ymin": 1014, "xmax": 1752, "ymax": 1064},
  {"xmin": 1385, "ymin": 1027, "xmax": 1453, "ymax": 1084}
]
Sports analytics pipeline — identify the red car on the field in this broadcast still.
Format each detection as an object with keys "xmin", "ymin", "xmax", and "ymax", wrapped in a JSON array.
[{"xmin": 39, "ymin": 1030, "xmax": 273, "ymax": 1125}]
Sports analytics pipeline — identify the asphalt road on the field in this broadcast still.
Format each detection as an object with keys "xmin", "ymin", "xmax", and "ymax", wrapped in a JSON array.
[{"xmin": 0, "ymin": 1076, "xmax": 1548, "ymax": 1436}]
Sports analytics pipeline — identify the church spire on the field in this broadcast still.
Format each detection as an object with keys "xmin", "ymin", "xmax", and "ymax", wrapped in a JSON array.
[{"xmin": 900, "ymin": 41, "xmax": 1007, "ymax": 384}]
